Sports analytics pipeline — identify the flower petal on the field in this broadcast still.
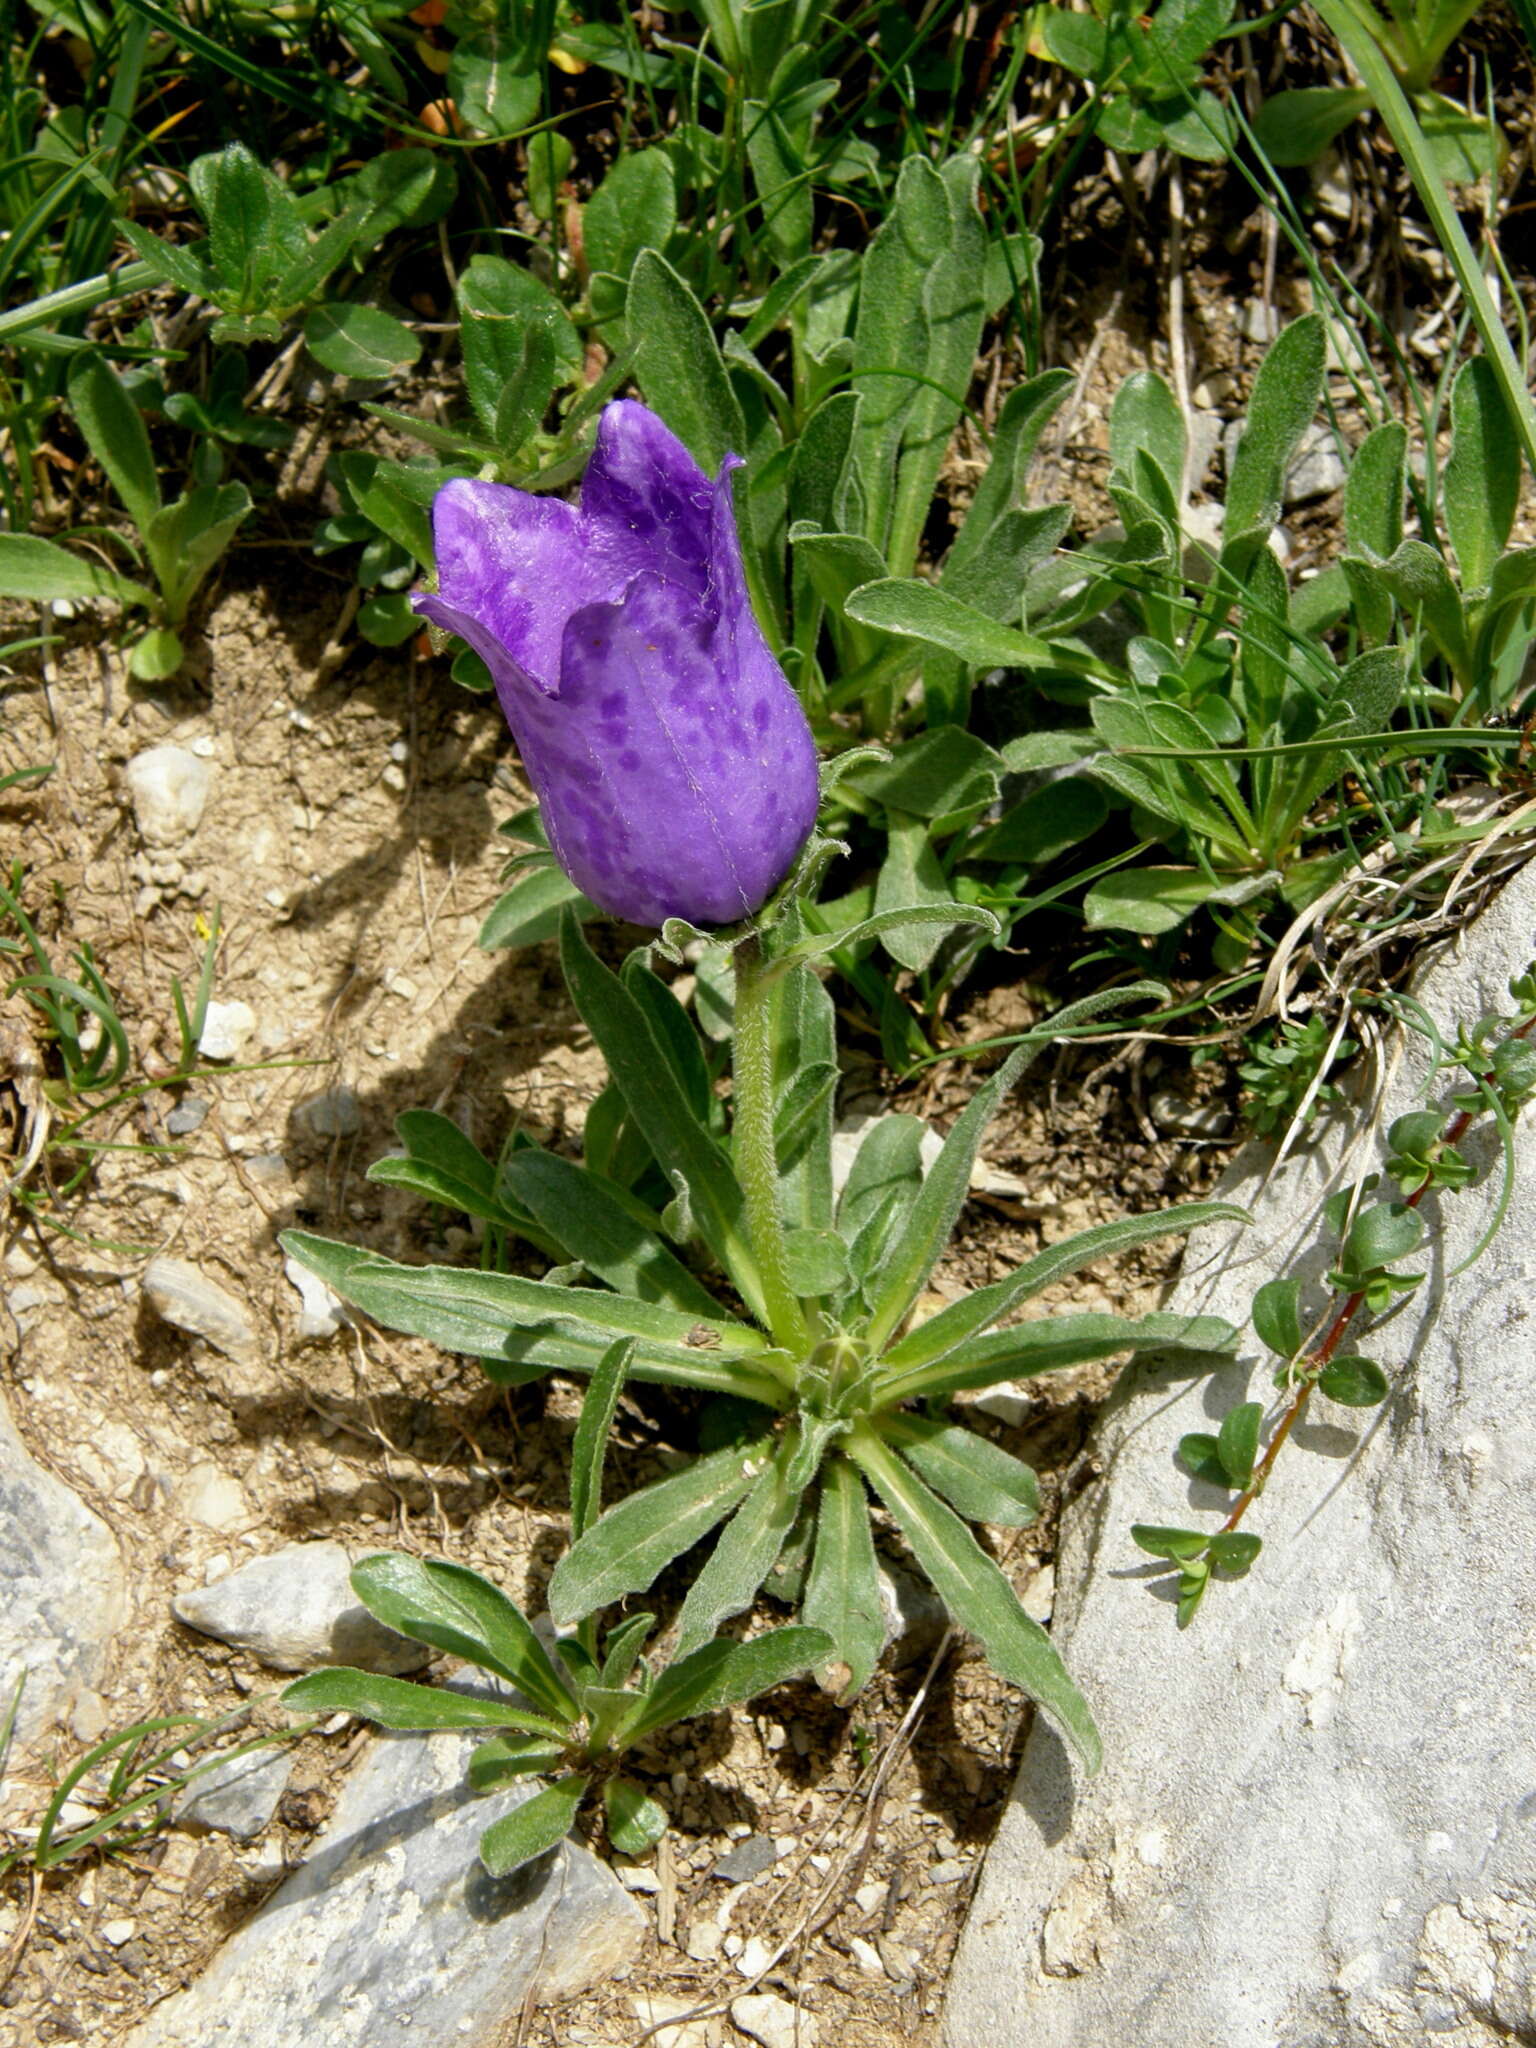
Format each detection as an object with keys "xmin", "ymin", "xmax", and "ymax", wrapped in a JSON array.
[
  {"xmin": 579, "ymin": 401, "xmax": 716, "ymax": 601},
  {"xmin": 417, "ymin": 479, "xmax": 626, "ymax": 693},
  {"xmin": 500, "ymin": 570, "xmax": 818, "ymax": 928}
]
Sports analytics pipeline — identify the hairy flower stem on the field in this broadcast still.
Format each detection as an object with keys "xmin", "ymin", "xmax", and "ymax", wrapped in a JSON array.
[{"xmin": 731, "ymin": 931, "xmax": 811, "ymax": 1356}]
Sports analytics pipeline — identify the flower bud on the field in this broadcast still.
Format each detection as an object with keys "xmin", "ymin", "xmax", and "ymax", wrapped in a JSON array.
[{"xmin": 416, "ymin": 401, "xmax": 819, "ymax": 928}]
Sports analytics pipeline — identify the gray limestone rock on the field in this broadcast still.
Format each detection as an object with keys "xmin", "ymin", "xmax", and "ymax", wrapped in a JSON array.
[
  {"xmin": 0, "ymin": 1393, "xmax": 125, "ymax": 1747},
  {"xmin": 120, "ymin": 1717, "xmax": 646, "ymax": 2048},
  {"xmin": 945, "ymin": 861, "xmax": 1536, "ymax": 2048},
  {"xmin": 175, "ymin": 1746, "xmax": 292, "ymax": 1841},
  {"xmin": 173, "ymin": 1542, "xmax": 430, "ymax": 1674}
]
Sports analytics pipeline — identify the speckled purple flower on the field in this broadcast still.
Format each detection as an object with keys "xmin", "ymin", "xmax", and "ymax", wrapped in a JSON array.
[{"xmin": 415, "ymin": 402, "xmax": 820, "ymax": 929}]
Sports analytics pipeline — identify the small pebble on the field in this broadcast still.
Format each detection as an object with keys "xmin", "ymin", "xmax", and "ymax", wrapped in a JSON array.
[
  {"xmin": 142, "ymin": 1256, "xmax": 258, "ymax": 1366},
  {"xmin": 198, "ymin": 1001, "xmax": 257, "ymax": 1062},
  {"xmin": 125, "ymin": 747, "xmax": 210, "ymax": 848},
  {"xmin": 166, "ymin": 1098, "xmax": 210, "ymax": 1136},
  {"xmin": 712, "ymin": 1834, "xmax": 776, "ymax": 1884},
  {"xmin": 101, "ymin": 1920, "xmax": 137, "ymax": 1947},
  {"xmin": 618, "ymin": 1866, "xmax": 660, "ymax": 1894},
  {"xmin": 685, "ymin": 1920, "xmax": 723, "ymax": 1963},
  {"xmin": 851, "ymin": 1936, "xmax": 884, "ymax": 1976},
  {"xmin": 730, "ymin": 1993, "xmax": 817, "ymax": 2048},
  {"xmin": 734, "ymin": 1935, "xmax": 773, "ymax": 1979},
  {"xmin": 301, "ymin": 1086, "xmax": 361, "ymax": 1139}
]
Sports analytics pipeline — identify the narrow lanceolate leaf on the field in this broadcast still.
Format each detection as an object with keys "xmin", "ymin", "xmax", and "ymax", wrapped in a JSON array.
[
  {"xmin": 281, "ymin": 1669, "xmax": 567, "ymax": 1738},
  {"xmin": 479, "ymin": 1774, "xmax": 590, "ymax": 1877},
  {"xmin": 843, "ymin": 578, "xmax": 1060, "ymax": 670},
  {"xmin": 626, "ymin": 248, "xmax": 746, "ymax": 474},
  {"xmin": 468, "ymin": 1734, "xmax": 568, "ymax": 1787},
  {"xmin": 879, "ymin": 1311, "xmax": 1240, "ymax": 1405},
  {"xmin": 877, "ymin": 1203, "xmax": 1247, "ymax": 1382},
  {"xmin": 500, "ymin": 1150, "xmax": 724, "ymax": 1316},
  {"xmin": 349, "ymin": 1554, "xmax": 578, "ymax": 1722},
  {"xmin": 803, "ymin": 1457, "xmax": 885, "ymax": 1703},
  {"xmin": 0, "ymin": 533, "xmax": 155, "ymax": 609},
  {"xmin": 559, "ymin": 915, "xmax": 769, "ymax": 1327},
  {"xmin": 547, "ymin": 1438, "xmax": 772, "ymax": 1626},
  {"xmin": 861, "ymin": 982, "xmax": 1172, "ymax": 1354},
  {"xmin": 848, "ymin": 1431, "xmax": 1099, "ymax": 1773},
  {"xmin": 278, "ymin": 1232, "xmax": 785, "ymax": 1404},
  {"xmin": 1224, "ymin": 315, "xmax": 1325, "ymax": 543},
  {"xmin": 672, "ymin": 1429, "xmax": 807, "ymax": 1658},
  {"xmin": 619, "ymin": 1626, "xmax": 834, "ymax": 1745},
  {"xmin": 780, "ymin": 900, "xmax": 1001, "ymax": 966},
  {"xmin": 569, "ymin": 1338, "xmax": 633, "ymax": 1544},
  {"xmin": 67, "ymin": 352, "xmax": 162, "ymax": 535},
  {"xmin": 882, "ymin": 1416, "xmax": 1039, "ymax": 1526}
]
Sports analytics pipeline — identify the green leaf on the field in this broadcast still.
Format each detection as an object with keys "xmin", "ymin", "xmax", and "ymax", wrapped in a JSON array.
[
  {"xmin": 944, "ymin": 370, "xmax": 1074, "ymax": 587},
  {"xmin": 277, "ymin": 1231, "xmax": 783, "ymax": 1402},
  {"xmin": 672, "ymin": 1429, "xmax": 808, "ymax": 1658},
  {"xmin": 851, "ymin": 1432, "xmax": 1098, "ymax": 1771},
  {"xmin": 479, "ymin": 1773, "xmax": 589, "ymax": 1876},
  {"xmin": 1110, "ymin": 369, "xmax": 1185, "ymax": 508},
  {"xmin": 1177, "ymin": 1431, "xmax": 1229, "ymax": 1487},
  {"xmin": 67, "ymin": 351, "xmax": 161, "ymax": 534},
  {"xmin": 844, "ymin": 578, "xmax": 1058, "ymax": 670},
  {"xmin": 304, "ymin": 302, "xmax": 421, "ymax": 380},
  {"xmin": 560, "ymin": 914, "xmax": 767, "ymax": 1324},
  {"xmin": 1444, "ymin": 355, "xmax": 1519, "ymax": 592},
  {"xmin": 547, "ymin": 1437, "xmax": 771, "ymax": 1625},
  {"xmin": 1251, "ymin": 85, "xmax": 1370, "ymax": 165},
  {"xmin": 127, "ymin": 628, "xmax": 184, "ymax": 681},
  {"xmin": 836, "ymin": 1113, "xmax": 928, "ymax": 1245},
  {"xmin": 569, "ymin": 1338, "xmax": 634, "ymax": 1545},
  {"xmin": 879, "ymin": 1204, "xmax": 1246, "ymax": 1384},
  {"xmin": 349, "ymin": 1554, "xmax": 578, "ymax": 1722},
  {"xmin": 357, "ymin": 592, "xmax": 419, "ymax": 647},
  {"xmin": 0, "ymin": 536, "xmax": 150, "ymax": 606},
  {"xmin": 467, "ymin": 1733, "xmax": 568, "ymax": 1787},
  {"xmin": 449, "ymin": 33, "xmax": 540, "ymax": 137},
  {"xmin": 781, "ymin": 1228, "xmax": 850, "ymax": 1297},
  {"xmin": 803, "ymin": 1457, "xmax": 884, "ymax": 1702},
  {"xmin": 143, "ymin": 482, "xmax": 252, "ymax": 623},
  {"xmin": 1206, "ymin": 1530, "xmax": 1262, "ymax": 1576},
  {"xmin": 190, "ymin": 142, "xmax": 306, "ymax": 310},
  {"xmin": 604, "ymin": 1775, "xmax": 667, "ymax": 1855},
  {"xmin": 1130, "ymin": 1525, "xmax": 1209, "ymax": 1562},
  {"xmin": 584, "ymin": 148, "xmax": 677, "ymax": 290},
  {"xmin": 620, "ymin": 1626, "xmax": 834, "ymax": 1744},
  {"xmin": 1224, "ymin": 315, "xmax": 1325, "ymax": 541},
  {"xmin": 1251, "ymin": 1276, "xmax": 1304, "ymax": 1359},
  {"xmin": 457, "ymin": 256, "xmax": 581, "ymax": 439},
  {"xmin": 1371, "ymin": 540, "xmax": 1471, "ymax": 681},
  {"xmin": 1083, "ymin": 866, "xmax": 1259, "ymax": 936},
  {"xmin": 478, "ymin": 865, "xmax": 596, "ymax": 951},
  {"xmin": 1344, "ymin": 1202, "xmax": 1425, "ymax": 1270},
  {"xmin": 500, "ymin": 1151, "xmax": 723, "ymax": 1315},
  {"xmin": 1317, "ymin": 1354, "xmax": 1390, "ymax": 1406},
  {"xmin": 1345, "ymin": 420, "xmax": 1407, "ymax": 562},
  {"xmin": 883, "ymin": 1415, "xmax": 1039, "ymax": 1526},
  {"xmin": 492, "ymin": 320, "xmax": 559, "ymax": 457},
  {"xmin": 968, "ymin": 780, "xmax": 1108, "ymax": 866},
  {"xmin": 849, "ymin": 725, "xmax": 1002, "ymax": 821},
  {"xmin": 627, "ymin": 249, "xmax": 746, "ymax": 475},
  {"xmin": 873, "ymin": 813, "xmax": 964, "ymax": 973},
  {"xmin": 883, "ymin": 1308, "xmax": 1240, "ymax": 1404},
  {"xmin": 282, "ymin": 1668, "xmax": 558, "ymax": 1733},
  {"xmin": 1215, "ymin": 1401, "xmax": 1262, "ymax": 1487}
]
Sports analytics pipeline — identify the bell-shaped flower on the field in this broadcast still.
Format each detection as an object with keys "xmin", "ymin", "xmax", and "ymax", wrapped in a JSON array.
[{"xmin": 415, "ymin": 402, "xmax": 820, "ymax": 929}]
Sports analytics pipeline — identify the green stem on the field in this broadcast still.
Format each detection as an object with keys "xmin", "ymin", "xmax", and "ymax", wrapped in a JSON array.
[
  {"xmin": 1310, "ymin": 0, "xmax": 1536, "ymax": 476},
  {"xmin": 730, "ymin": 930, "xmax": 810, "ymax": 1355}
]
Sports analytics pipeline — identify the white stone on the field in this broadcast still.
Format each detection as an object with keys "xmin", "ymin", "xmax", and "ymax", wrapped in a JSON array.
[
  {"xmin": 730, "ymin": 1993, "xmax": 817, "ymax": 2048},
  {"xmin": 102, "ymin": 1918, "xmax": 137, "ymax": 1947},
  {"xmin": 198, "ymin": 1000, "xmax": 257, "ymax": 1062},
  {"xmin": 283, "ymin": 1254, "xmax": 348, "ymax": 1342},
  {"xmin": 734, "ymin": 1935, "xmax": 773, "ymax": 1978},
  {"xmin": 125, "ymin": 747, "xmax": 210, "ymax": 848},
  {"xmin": 173, "ymin": 1541, "xmax": 430, "ymax": 1674},
  {"xmin": 176, "ymin": 1464, "xmax": 251, "ymax": 1531},
  {"xmin": 143, "ymin": 1256, "xmax": 258, "ymax": 1365},
  {"xmin": 945, "ymin": 861, "xmax": 1536, "ymax": 2048},
  {"xmin": 851, "ymin": 1936, "xmax": 884, "ymax": 1976}
]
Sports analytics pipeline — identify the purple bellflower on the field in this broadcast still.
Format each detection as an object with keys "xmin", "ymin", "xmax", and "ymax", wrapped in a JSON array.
[{"xmin": 415, "ymin": 402, "xmax": 820, "ymax": 929}]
